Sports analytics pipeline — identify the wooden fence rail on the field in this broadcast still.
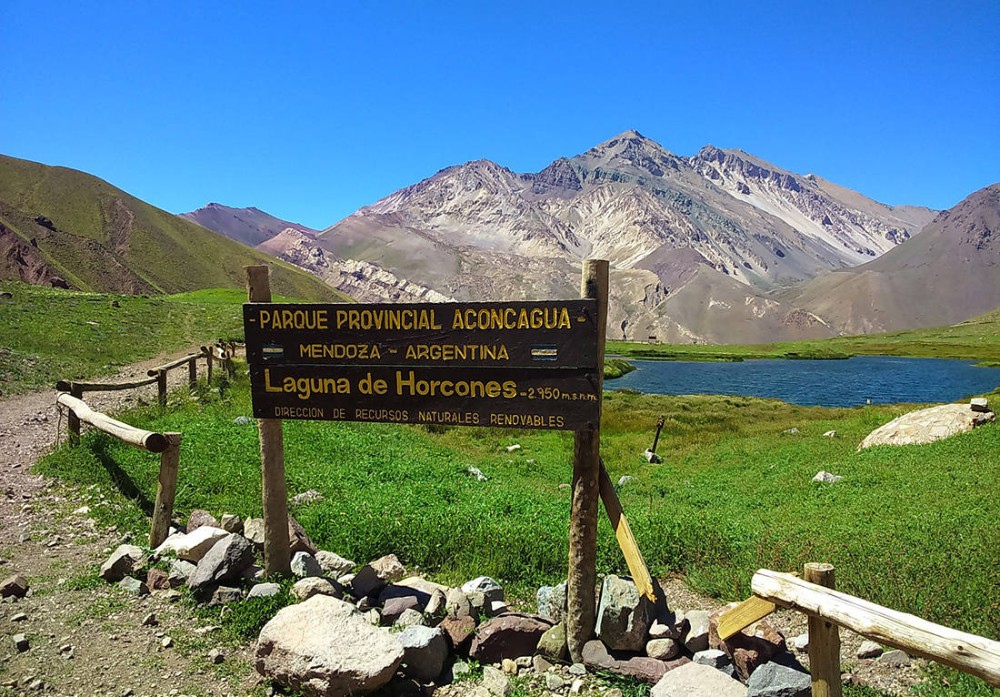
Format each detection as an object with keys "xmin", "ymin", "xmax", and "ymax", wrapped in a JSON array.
[
  {"xmin": 56, "ymin": 393, "xmax": 181, "ymax": 547},
  {"xmin": 749, "ymin": 566, "xmax": 1000, "ymax": 691}
]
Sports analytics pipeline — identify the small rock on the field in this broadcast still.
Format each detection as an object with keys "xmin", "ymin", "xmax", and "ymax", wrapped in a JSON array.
[
  {"xmin": 352, "ymin": 554, "xmax": 405, "ymax": 598},
  {"xmin": 0, "ymin": 574, "xmax": 30, "ymax": 598},
  {"xmin": 857, "ymin": 640, "xmax": 883, "ymax": 659},
  {"xmin": 647, "ymin": 638, "xmax": 680, "ymax": 660},
  {"xmin": 789, "ymin": 634, "xmax": 809, "ymax": 652},
  {"xmin": 13, "ymin": 633, "xmax": 29, "ymax": 651},
  {"xmin": 617, "ymin": 475, "xmax": 636, "ymax": 487},
  {"xmin": 290, "ymin": 551, "xmax": 323, "ymax": 578},
  {"xmin": 693, "ymin": 648, "xmax": 729, "ymax": 669},
  {"xmin": 533, "ymin": 655, "xmax": 554, "ymax": 673},
  {"xmin": 470, "ymin": 613, "xmax": 552, "ymax": 663},
  {"xmin": 970, "ymin": 397, "xmax": 989, "ymax": 413},
  {"xmin": 186, "ymin": 509, "xmax": 218, "ymax": 533},
  {"xmin": 438, "ymin": 615, "xmax": 476, "ymax": 653},
  {"xmin": 568, "ymin": 662, "xmax": 587, "ymax": 675},
  {"xmin": 746, "ymin": 660, "xmax": 810, "ymax": 696},
  {"xmin": 505, "ymin": 444, "xmax": 521, "ymax": 452},
  {"xmin": 161, "ymin": 636, "xmax": 173, "ymax": 648},
  {"xmin": 822, "ymin": 430, "xmax": 837, "ymax": 437},
  {"xmin": 99, "ymin": 545, "xmax": 145, "ymax": 582},
  {"xmin": 812, "ymin": 471, "xmax": 843, "ymax": 484},
  {"xmin": 881, "ymin": 649, "xmax": 910, "ymax": 667},
  {"xmin": 188, "ymin": 534, "xmax": 255, "ymax": 589},
  {"xmin": 596, "ymin": 575, "xmax": 655, "ymax": 652},
  {"xmin": 451, "ymin": 660, "xmax": 472, "ymax": 680},
  {"xmin": 243, "ymin": 518, "xmax": 265, "ymax": 548},
  {"xmin": 570, "ymin": 678, "xmax": 585, "ymax": 695},
  {"xmin": 291, "ymin": 577, "xmax": 341, "ymax": 602},
  {"xmin": 208, "ymin": 648, "xmax": 224, "ymax": 664},
  {"xmin": 536, "ymin": 581, "xmax": 567, "ymax": 622},
  {"xmin": 394, "ymin": 608, "xmax": 426, "ymax": 628},
  {"xmin": 399, "ymin": 626, "xmax": 448, "ymax": 682},
  {"xmin": 545, "ymin": 673, "xmax": 565, "ymax": 690},
  {"xmin": 425, "ymin": 589, "xmax": 446, "ymax": 617},
  {"xmin": 382, "ymin": 595, "xmax": 422, "ymax": 624},
  {"xmin": 683, "ymin": 610, "xmax": 711, "ymax": 653},
  {"xmin": 461, "ymin": 576, "xmax": 504, "ymax": 604},
  {"xmin": 784, "ymin": 428, "xmax": 800, "ymax": 435},
  {"xmin": 536, "ymin": 621, "xmax": 568, "ymax": 661},
  {"xmin": 146, "ymin": 568, "xmax": 170, "ymax": 592},
  {"xmin": 233, "ymin": 415, "xmax": 253, "ymax": 425},
  {"xmin": 155, "ymin": 526, "xmax": 229, "ymax": 562},
  {"xmin": 248, "ymin": 582, "xmax": 282, "ymax": 599},
  {"xmin": 467, "ymin": 465, "xmax": 488, "ymax": 481},
  {"xmin": 142, "ymin": 612, "xmax": 158, "ymax": 626},
  {"xmin": 168, "ymin": 559, "xmax": 196, "ymax": 587},
  {"xmin": 482, "ymin": 666, "xmax": 511, "ymax": 697},
  {"xmin": 118, "ymin": 577, "xmax": 148, "ymax": 596},
  {"xmin": 315, "ymin": 550, "xmax": 356, "ymax": 577},
  {"xmin": 445, "ymin": 588, "xmax": 473, "ymax": 618},
  {"xmin": 644, "ymin": 449, "xmax": 663, "ymax": 463},
  {"xmin": 501, "ymin": 658, "xmax": 518, "ymax": 674},
  {"xmin": 290, "ymin": 489, "xmax": 325, "ymax": 506},
  {"xmin": 220, "ymin": 514, "xmax": 243, "ymax": 533},
  {"xmin": 209, "ymin": 586, "xmax": 243, "ymax": 606},
  {"xmin": 11, "ymin": 612, "xmax": 27, "ymax": 622}
]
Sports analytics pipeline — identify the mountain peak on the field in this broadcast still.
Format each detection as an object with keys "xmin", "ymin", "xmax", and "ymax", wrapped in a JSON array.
[{"xmin": 583, "ymin": 130, "xmax": 680, "ymax": 178}]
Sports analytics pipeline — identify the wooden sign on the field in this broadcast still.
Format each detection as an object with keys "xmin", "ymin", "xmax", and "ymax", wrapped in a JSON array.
[{"xmin": 244, "ymin": 299, "xmax": 601, "ymax": 431}]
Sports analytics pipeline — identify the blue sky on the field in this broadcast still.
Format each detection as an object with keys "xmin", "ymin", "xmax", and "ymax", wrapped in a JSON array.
[{"xmin": 2, "ymin": 1, "xmax": 998, "ymax": 229}]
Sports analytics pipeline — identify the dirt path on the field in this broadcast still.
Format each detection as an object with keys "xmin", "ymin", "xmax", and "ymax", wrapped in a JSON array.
[
  {"xmin": 0, "ymin": 351, "xmax": 262, "ymax": 696},
  {"xmin": 0, "ymin": 353, "xmax": 927, "ymax": 696}
]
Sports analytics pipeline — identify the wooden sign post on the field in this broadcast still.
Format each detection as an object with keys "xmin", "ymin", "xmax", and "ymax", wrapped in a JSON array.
[
  {"xmin": 567, "ymin": 259, "xmax": 608, "ymax": 662},
  {"xmin": 246, "ymin": 266, "xmax": 291, "ymax": 576}
]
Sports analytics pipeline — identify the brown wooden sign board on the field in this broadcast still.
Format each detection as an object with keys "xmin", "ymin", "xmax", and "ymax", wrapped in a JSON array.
[
  {"xmin": 244, "ymin": 300, "xmax": 599, "ymax": 369},
  {"xmin": 249, "ymin": 364, "xmax": 600, "ymax": 430}
]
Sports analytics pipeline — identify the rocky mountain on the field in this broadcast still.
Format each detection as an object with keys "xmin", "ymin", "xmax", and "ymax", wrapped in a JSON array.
[
  {"xmin": 0, "ymin": 155, "xmax": 340, "ymax": 300},
  {"xmin": 782, "ymin": 183, "xmax": 1000, "ymax": 334},
  {"xmin": 315, "ymin": 130, "xmax": 942, "ymax": 343},
  {"xmin": 180, "ymin": 203, "xmax": 317, "ymax": 247}
]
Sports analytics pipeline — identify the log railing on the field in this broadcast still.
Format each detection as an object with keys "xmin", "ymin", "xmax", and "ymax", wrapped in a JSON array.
[
  {"xmin": 56, "ymin": 392, "xmax": 181, "ymax": 547},
  {"xmin": 747, "ymin": 565, "xmax": 1000, "ymax": 692},
  {"xmin": 56, "ymin": 341, "xmax": 238, "ymax": 409}
]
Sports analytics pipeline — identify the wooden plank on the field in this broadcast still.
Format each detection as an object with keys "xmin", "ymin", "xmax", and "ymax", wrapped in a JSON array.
[
  {"xmin": 597, "ymin": 459, "xmax": 656, "ymax": 603},
  {"xmin": 752, "ymin": 569, "xmax": 1000, "ymax": 687},
  {"xmin": 57, "ymin": 393, "xmax": 168, "ymax": 452},
  {"xmin": 717, "ymin": 596, "xmax": 778, "ymax": 640},
  {"xmin": 566, "ymin": 259, "xmax": 608, "ymax": 663},
  {"xmin": 247, "ymin": 265, "xmax": 291, "ymax": 577},
  {"xmin": 804, "ymin": 563, "xmax": 842, "ymax": 697},
  {"xmin": 146, "ymin": 353, "xmax": 201, "ymax": 376},
  {"xmin": 57, "ymin": 377, "xmax": 160, "ymax": 392}
]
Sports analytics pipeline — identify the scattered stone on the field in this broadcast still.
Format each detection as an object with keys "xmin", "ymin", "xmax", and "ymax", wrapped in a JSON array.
[
  {"xmin": 209, "ymin": 586, "xmax": 243, "ymax": 606},
  {"xmin": 533, "ymin": 654, "xmax": 554, "ymax": 674},
  {"xmin": 856, "ymin": 640, "xmax": 883, "ymax": 659},
  {"xmin": 651, "ymin": 663, "xmax": 746, "ymax": 697},
  {"xmin": 783, "ymin": 428, "xmax": 800, "ymax": 435},
  {"xmin": 243, "ymin": 518, "xmax": 265, "ymax": 548},
  {"xmin": 290, "ymin": 489, "xmax": 325, "ymax": 506},
  {"xmin": 505, "ymin": 444, "xmax": 521, "ymax": 452},
  {"xmin": 970, "ymin": 397, "xmax": 990, "ymax": 413},
  {"xmin": 399, "ymin": 626, "xmax": 448, "ymax": 682},
  {"xmin": 315, "ymin": 550, "xmax": 356, "ymax": 577},
  {"xmin": 822, "ymin": 430, "xmax": 837, "ymax": 437},
  {"xmin": 617, "ymin": 475, "xmax": 636, "ymax": 487},
  {"xmin": 395, "ymin": 608, "xmax": 426, "ymax": 629},
  {"xmin": 256, "ymin": 596, "xmax": 403, "ymax": 695},
  {"xmin": 161, "ymin": 636, "xmax": 173, "ymax": 648},
  {"xmin": 536, "ymin": 581, "xmax": 567, "ymax": 622},
  {"xmin": 291, "ymin": 577, "xmax": 341, "ymax": 602},
  {"xmin": 461, "ymin": 576, "xmax": 504, "ymax": 604},
  {"xmin": 379, "ymin": 583, "xmax": 431, "ymax": 609},
  {"xmin": 644, "ymin": 449, "xmax": 663, "ymax": 463},
  {"xmin": 881, "ymin": 649, "xmax": 910, "ymax": 667},
  {"xmin": 746, "ymin": 660, "xmax": 810, "ymax": 696},
  {"xmin": 186, "ymin": 509, "xmax": 218, "ymax": 533},
  {"xmin": 693, "ymin": 648, "xmax": 730, "ymax": 669},
  {"xmin": 11, "ymin": 612, "xmax": 27, "ymax": 622},
  {"xmin": 568, "ymin": 662, "xmax": 587, "ymax": 676},
  {"xmin": 546, "ymin": 673, "xmax": 566, "ymax": 690},
  {"xmin": 425, "ymin": 588, "xmax": 446, "ymax": 617},
  {"xmin": 647, "ymin": 638, "xmax": 681, "ymax": 660},
  {"xmin": 469, "ymin": 613, "xmax": 553, "ymax": 663},
  {"xmin": 141, "ymin": 612, "xmax": 158, "ymax": 627},
  {"xmin": 287, "ymin": 514, "xmax": 318, "ymax": 555},
  {"xmin": 248, "ymin": 582, "xmax": 282, "ymax": 599},
  {"xmin": 0, "ymin": 574, "xmax": 30, "ymax": 598},
  {"xmin": 467, "ymin": 465, "xmax": 488, "ymax": 481},
  {"xmin": 789, "ymin": 634, "xmax": 809, "ymax": 653},
  {"xmin": 352, "ymin": 554, "xmax": 406, "ymax": 598},
  {"xmin": 99, "ymin": 545, "xmax": 145, "ymax": 582},
  {"xmin": 596, "ymin": 575, "xmax": 655, "ymax": 652},
  {"xmin": 383, "ymin": 595, "xmax": 422, "ymax": 624},
  {"xmin": 290, "ymin": 551, "xmax": 323, "ymax": 578},
  {"xmin": 438, "ymin": 615, "xmax": 476, "ymax": 653},
  {"xmin": 208, "ymin": 648, "xmax": 224, "ymax": 664},
  {"xmin": 167, "ymin": 559, "xmax": 196, "ymax": 587},
  {"xmin": 451, "ymin": 660, "xmax": 472, "ymax": 680},
  {"xmin": 118, "ymin": 577, "xmax": 147, "ymax": 596},
  {"xmin": 482, "ymin": 666, "xmax": 512, "ymax": 697},
  {"xmin": 536, "ymin": 621, "xmax": 568, "ymax": 661},
  {"xmin": 72, "ymin": 505, "xmax": 90, "ymax": 515},
  {"xmin": 445, "ymin": 588, "xmax": 473, "ymax": 618},
  {"xmin": 220, "ymin": 514, "xmax": 243, "ymax": 533},
  {"xmin": 233, "ymin": 416, "xmax": 253, "ymax": 425},
  {"xmin": 812, "ymin": 471, "xmax": 843, "ymax": 484},
  {"xmin": 146, "ymin": 568, "xmax": 170, "ymax": 592},
  {"xmin": 188, "ymin": 534, "xmax": 255, "ymax": 589},
  {"xmin": 13, "ymin": 633, "xmax": 29, "ymax": 652},
  {"xmin": 570, "ymin": 678, "xmax": 585, "ymax": 695},
  {"xmin": 155, "ymin": 526, "xmax": 229, "ymax": 562}
]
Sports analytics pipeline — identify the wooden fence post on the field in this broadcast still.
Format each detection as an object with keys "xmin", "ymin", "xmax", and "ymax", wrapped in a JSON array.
[
  {"xmin": 156, "ymin": 370, "xmax": 167, "ymax": 407},
  {"xmin": 204, "ymin": 346, "xmax": 213, "ymax": 383},
  {"xmin": 566, "ymin": 259, "xmax": 608, "ymax": 662},
  {"xmin": 805, "ymin": 562, "xmax": 842, "ymax": 697},
  {"xmin": 150, "ymin": 433, "xmax": 182, "ymax": 548},
  {"xmin": 188, "ymin": 358, "xmax": 197, "ymax": 387},
  {"xmin": 247, "ymin": 265, "xmax": 291, "ymax": 576},
  {"xmin": 68, "ymin": 383, "xmax": 83, "ymax": 445}
]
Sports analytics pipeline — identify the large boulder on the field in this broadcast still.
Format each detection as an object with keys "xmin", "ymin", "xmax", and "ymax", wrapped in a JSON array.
[
  {"xmin": 255, "ymin": 596, "xmax": 403, "ymax": 696},
  {"xmin": 859, "ymin": 403, "xmax": 995, "ymax": 450},
  {"xmin": 469, "ymin": 613, "xmax": 552, "ymax": 663},
  {"xmin": 746, "ymin": 661, "xmax": 810, "ymax": 697},
  {"xmin": 188, "ymin": 534, "xmax": 255, "ymax": 590},
  {"xmin": 596, "ymin": 575, "xmax": 655, "ymax": 652}
]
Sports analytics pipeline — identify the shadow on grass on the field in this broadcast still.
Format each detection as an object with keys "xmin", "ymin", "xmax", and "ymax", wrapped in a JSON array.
[{"xmin": 91, "ymin": 436, "xmax": 154, "ymax": 517}]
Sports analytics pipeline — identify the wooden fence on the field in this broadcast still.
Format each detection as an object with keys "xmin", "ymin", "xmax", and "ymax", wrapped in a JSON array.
[
  {"xmin": 55, "ymin": 392, "xmax": 181, "ymax": 547},
  {"xmin": 56, "ymin": 341, "xmax": 237, "ymax": 414},
  {"xmin": 722, "ymin": 563, "xmax": 1000, "ymax": 694}
]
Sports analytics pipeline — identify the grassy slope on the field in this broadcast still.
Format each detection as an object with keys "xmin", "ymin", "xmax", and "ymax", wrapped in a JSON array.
[
  {"xmin": 0, "ymin": 283, "xmax": 255, "ymax": 394},
  {"xmin": 608, "ymin": 306, "xmax": 1000, "ymax": 365},
  {"xmin": 0, "ymin": 154, "xmax": 343, "ymax": 301}
]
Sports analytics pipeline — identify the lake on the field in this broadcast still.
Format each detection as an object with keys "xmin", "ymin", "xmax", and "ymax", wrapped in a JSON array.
[{"xmin": 608, "ymin": 356, "xmax": 1000, "ymax": 407}]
